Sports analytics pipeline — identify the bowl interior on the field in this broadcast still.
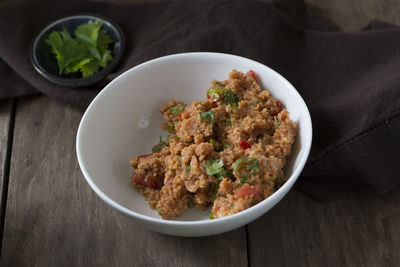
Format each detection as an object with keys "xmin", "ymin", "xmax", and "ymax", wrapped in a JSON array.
[
  {"xmin": 77, "ymin": 53, "xmax": 311, "ymax": 222},
  {"xmin": 32, "ymin": 15, "xmax": 123, "ymax": 86}
]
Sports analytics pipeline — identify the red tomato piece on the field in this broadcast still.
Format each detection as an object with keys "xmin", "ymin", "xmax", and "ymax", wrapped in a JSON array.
[
  {"xmin": 131, "ymin": 172, "xmax": 145, "ymax": 185},
  {"xmin": 246, "ymin": 70, "xmax": 257, "ymax": 82},
  {"xmin": 144, "ymin": 177, "xmax": 159, "ymax": 189},
  {"xmin": 234, "ymin": 184, "xmax": 260, "ymax": 198},
  {"xmin": 212, "ymin": 99, "xmax": 219, "ymax": 107},
  {"xmin": 239, "ymin": 139, "xmax": 251, "ymax": 150},
  {"xmin": 177, "ymin": 112, "xmax": 183, "ymax": 122},
  {"xmin": 131, "ymin": 171, "xmax": 158, "ymax": 189},
  {"xmin": 271, "ymin": 100, "xmax": 282, "ymax": 116}
]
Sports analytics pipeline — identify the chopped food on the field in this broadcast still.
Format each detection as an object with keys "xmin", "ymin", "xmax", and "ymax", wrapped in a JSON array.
[
  {"xmin": 45, "ymin": 20, "xmax": 114, "ymax": 77},
  {"xmin": 129, "ymin": 70, "xmax": 296, "ymax": 219}
]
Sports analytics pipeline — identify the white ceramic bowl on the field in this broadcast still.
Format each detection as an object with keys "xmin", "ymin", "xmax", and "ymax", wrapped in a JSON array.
[{"xmin": 76, "ymin": 52, "xmax": 312, "ymax": 237}]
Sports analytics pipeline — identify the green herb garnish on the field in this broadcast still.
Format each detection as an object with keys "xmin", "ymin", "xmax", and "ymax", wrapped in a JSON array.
[
  {"xmin": 274, "ymin": 117, "xmax": 281, "ymax": 128},
  {"xmin": 45, "ymin": 20, "xmax": 114, "ymax": 77},
  {"xmin": 169, "ymin": 105, "xmax": 185, "ymax": 115},
  {"xmin": 211, "ymin": 184, "xmax": 219, "ymax": 201},
  {"xmin": 209, "ymin": 139, "xmax": 223, "ymax": 152},
  {"xmin": 207, "ymin": 84, "xmax": 226, "ymax": 100},
  {"xmin": 233, "ymin": 157, "xmax": 259, "ymax": 178},
  {"xmin": 246, "ymin": 159, "xmax": 259, "ymax": 170},
  {"xmin": 224, "ymin": 90, "xmax": 239, "ymax": 106},
  {"xmin": 152, "ymin": 136, "xmax": 169, "ymax": 152},
  {"xmin": 231, "ymin": 102, "xmax": 238, "ymax": 111},
  {"xmin": 204, "ymin": 159, "xmax": 226, "ymax": 180},
  {"xmin": 200, "ymin": 111, "xmax": 214, "ymax": 127},
  {"xmin": 253, "ymin": 97, "xmax": 262, "ymax": 105},
  {"xmin": 207, "ymin": 84, "xmax": 240, "ymax": 108},
  {"xmin": 226, "ymin": 169, "xmax": 235, "ymax": 179},
  {"xmin": 209, "ymin": 139, "xmax": 216, "ymax": 150},
  {"xmin": 274, "ymin": 177, "xmax": 285, "ymax": 190},
  {"xmin": 240, "ymin": 177, "xmax": 251, "ymax": 185},
  {"xmin": 226, "ymin": 117, "xmax": 232, "ymax": 126},
  {"xmin": 167, "ymin": 124, "xmax": 175, "ymax": 133},
  {"xmin": 185, "ymin": 165, "xmax": 191, "ymax": 173},
  {"xmin": 209, "ymin": 211, "xmax": 214, "ymax": 219}
]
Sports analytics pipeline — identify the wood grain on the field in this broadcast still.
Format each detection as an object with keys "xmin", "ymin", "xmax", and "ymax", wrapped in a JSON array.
[
  {"xmin": 0, "ymin": 99, "xmax": 13, "ymax": 251},
  {"xmin": 0, "ymin": 96, "xmax": 247, "ymax": 267},
  {"xmin": 247, "ymin": 188, "xmax": 400, "ymax": 267},
  {"xmin": 0, "ymin": 100, "xmax": 12, "ymax": 205}
]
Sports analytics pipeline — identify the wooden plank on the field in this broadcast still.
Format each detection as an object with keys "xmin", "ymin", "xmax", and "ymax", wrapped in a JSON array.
[
  {"xmin": 0, "ymin": 96, "xmax": 247, "ymax": 267},
  {"xmin": 0, "ymin": 100, "xmax": 12, "ymax": 210},
  {"xmin": 0, "ymin": 100, "xmax": 13, "ymax": 249},
  {"xmin": 305, "ymin": 0, "xmax": 400, "ymax": 31},
  {"xmin": 247, "ymin": 188, "xmax": 400, "ymax": 266}
]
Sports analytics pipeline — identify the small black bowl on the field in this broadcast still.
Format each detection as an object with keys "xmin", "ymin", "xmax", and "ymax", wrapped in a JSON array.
[{"xmin": 31, "ymin": 15, "xmax": 125, "ymax": 88}]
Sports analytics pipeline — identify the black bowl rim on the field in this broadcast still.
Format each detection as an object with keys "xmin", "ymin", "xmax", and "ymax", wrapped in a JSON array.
[{"xmin": 31, "ymin": 14, "xmax": 125, "ymax": 88}]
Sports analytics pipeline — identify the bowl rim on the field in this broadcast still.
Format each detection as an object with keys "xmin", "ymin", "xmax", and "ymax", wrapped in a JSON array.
[
  {"xmin": 76, "ymin": 52, "xmax": 312, "ymax": 226},
  {"xmin": 31, "ymin": 14, "xmax": 125, "ymax": 87}
]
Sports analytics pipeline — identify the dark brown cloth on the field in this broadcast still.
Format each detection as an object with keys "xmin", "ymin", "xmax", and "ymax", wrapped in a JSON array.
[{"xmin": 1, "ymin": 0, "xmax": 399, "ymax": 201}]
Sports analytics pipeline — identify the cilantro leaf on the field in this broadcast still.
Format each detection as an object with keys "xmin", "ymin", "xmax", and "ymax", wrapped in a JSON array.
[
  {"xmin": 152, "ymin": 136, "xmax": 169, "ymax": 152},
  {"xmin": 253, "ymin": 97, "xmax": 262, "ymax": 106},
  {"xmin": 74, "ymin": 20, "xmax": 103, "ymax": 47},
  {"xmin": 45, "ymin": 29, "xmax": 85, "ymax": 75},
  {"xmin": 200, "ymin": 111, "xmax": 214, "ymax": 127},
  {"xmin": 45, "ymin": 31, "xmax": 65, "ymax": 74},
  {"xmin": 274, "ymin": 117, "xmax": 281, "ymax": 128},
  {"xmin": 246, "ymin": 158, "xmax": 259, "ymax": 171},
  {"xmin": 98, "ymin": 29, "xmax": 114, "ymax": 47},
  {"xmin": 231, "ymin": 102, "xmax": 238, "ymax": 111},
  {"xmin": 274, "ymin": 176, "xmax": 286, "ymax": 190},
  {"xmin": 204, "ymin": 159, "xmax": 226, "ymax": 180},
  {"xmin": 234, "ymin": 157, "xmax": 259, "ymax": 178},
  {"xmin": 64, "ymin": 58, "xmax": 92, "ymax": 74},
  {"xmin": 211, "ymin": 184, "xmax": 219, "ymax": 201},
  {"xmin": 226, "ymin": 117, "xmax": 232, "ymax": 126},
  {"xmin": 169, "ymin": 105, "xmax": 185, "ymax": 114},
  {"xmin": 226, "ymin": 169, "xmax": 235, "ymax": 179},
  {"xmin": 45, "ymin": 20, "xmax": 114, "ymax": 78},
  {"xmin": 99, "ymin": 48, "xmax": 113, "ymax": 68},
  {"xmin": 224, "ymin": 90, "xmax": 239, "ymax": 106},
  {"xmin": 209, "ymin": 138, "xmax": 224, "ymax": 152},
  {"xmin": 80, "ymin": 60, "xmax": 100, "ymax": 78},
  {"xmin": 167, "ymin": 124, "xmax": 175, "ymax": 133},
  {"xmin": 240, "ymin": 177, "xmax": 251, "ymax": 185},
  {"xmin": 185, "ymin": 165, "xmax": 191, "ymax": 173}
]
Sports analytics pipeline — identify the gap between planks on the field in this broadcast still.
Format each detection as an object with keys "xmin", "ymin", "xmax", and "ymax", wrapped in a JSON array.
[{"xmin": 0, "ymin": 99, "xmax": 16, "ymax": 259}]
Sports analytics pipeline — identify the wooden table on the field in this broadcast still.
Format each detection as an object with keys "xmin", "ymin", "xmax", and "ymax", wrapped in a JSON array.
[{"xmin": 1, "ymin": 1, "xmax": 400, "ymax": 266}]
